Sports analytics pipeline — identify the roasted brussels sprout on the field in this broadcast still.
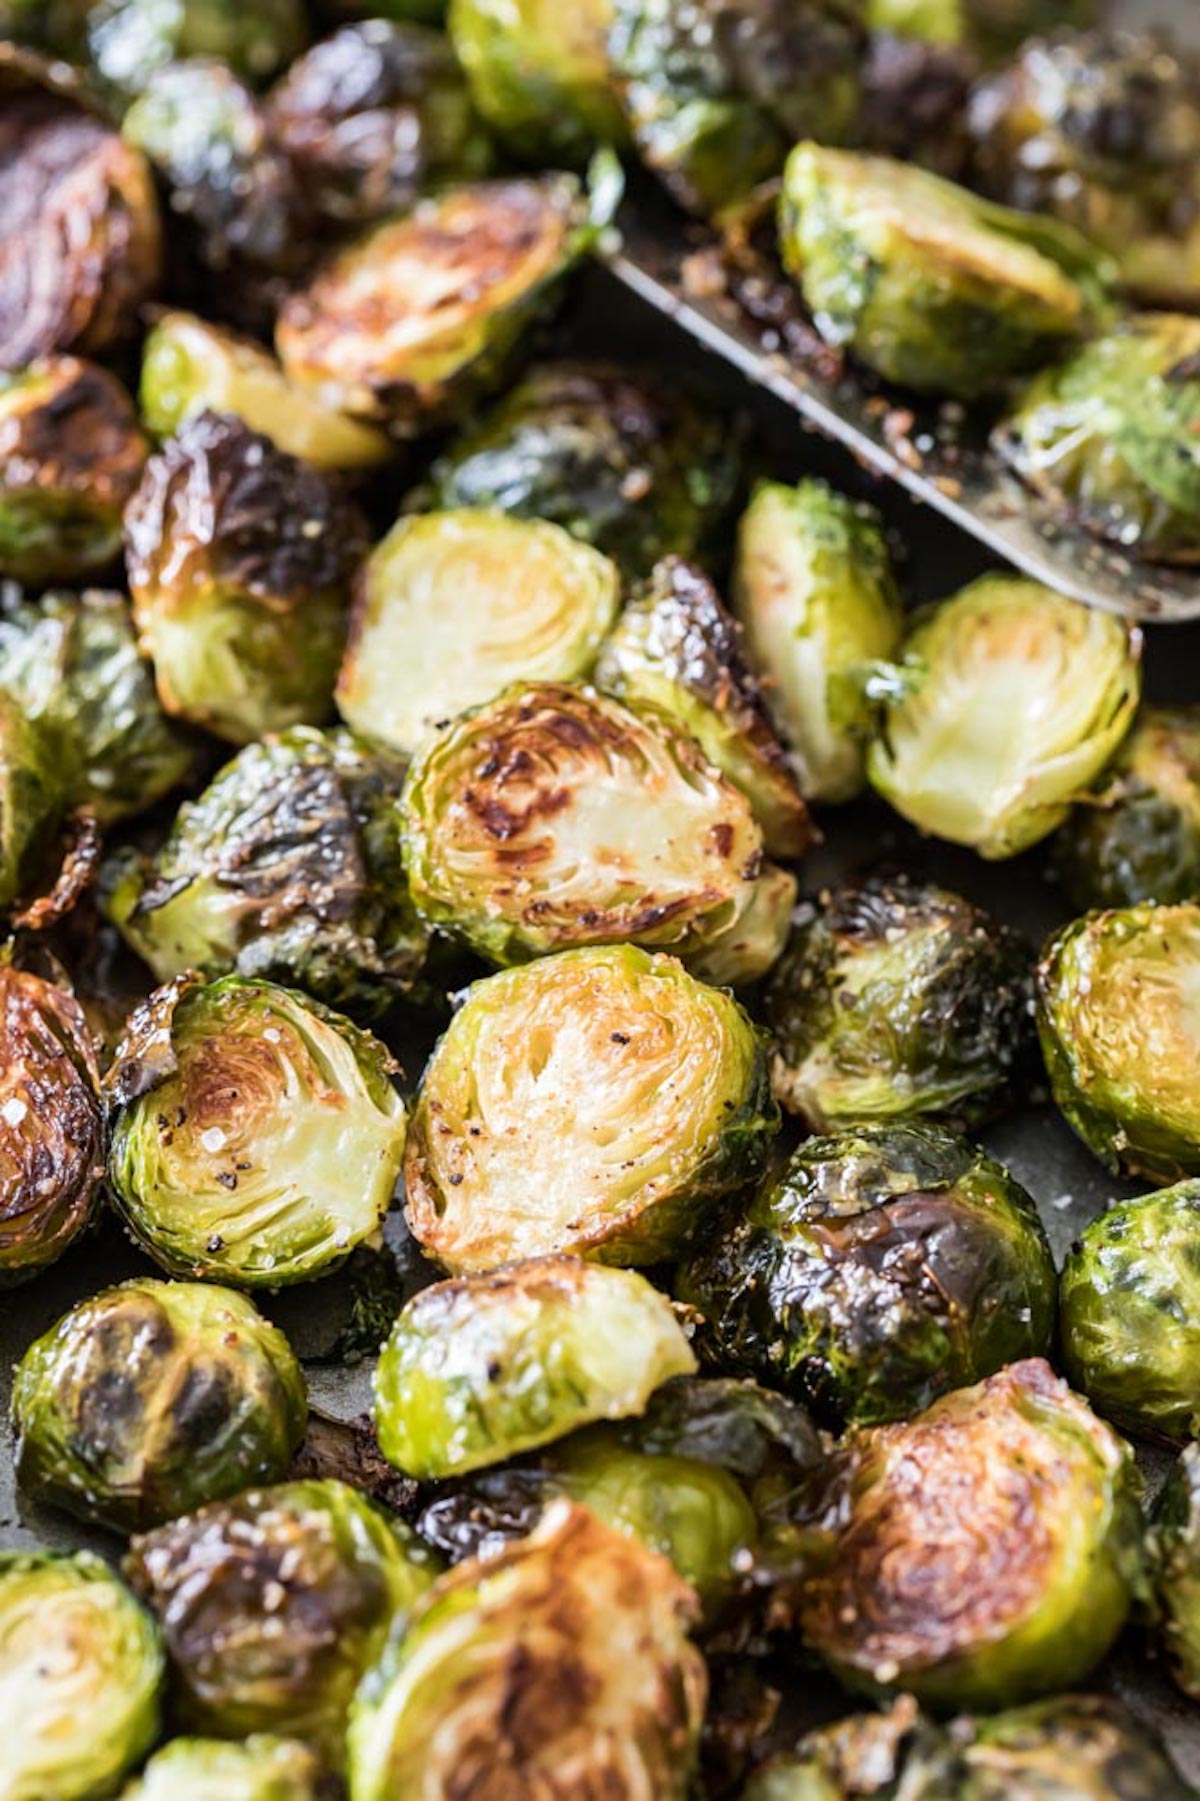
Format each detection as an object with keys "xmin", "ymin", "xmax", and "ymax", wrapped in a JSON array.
[
  {"xmin": 267, "ymin": 21, "xmax": 490, "ymax": 234},
  {"xmin": 685, "ymin": 857, "xmax": 797, "ymax": 991},
  {"xmin": 1151, "ymin": 1442, "xmax": 1200, "ymax": 1702},
  {"xmin": 868, "ymin": 576, "xmax": 1141, "ymax": 858},
  {"xmin": 126, "ymin": 1479, "xmax": 437, "ymax": 1764},
  {"xmin": 764, "ymin": 875, "xmax": 1032, "ymax": 1130},
  {"xmin": 121, "ymin": 1735, "xmax": 332, "ymax": 1801},
  {"xmin": 107, "ymin": 974, "xmax": 408, "ymax": 1286},
  {"xmin": 0, "ymin": 59, "xmax": 162, "ymax": 366},
  {"xmin": 447, "ymin": 0, "xmax": 623, "ymax": 165},
  {"xmin": 404, "ymin": 946, "xmax": 776, "ymax": 1271},
  {"xmin": 0, "ymin": 359, "xmax": 147, "ymax": 587},
  {"xmin": 106, "ymin": 727, "xmax": 430, "ymax": 1017},
  {"xmin": 1055, "ymin": 707, "xmax": 1200, "ymax": 911},
  {"xmin": 275, "ymin": 158, "xmax": 621, "ymax": 435},
  {"xmin": 374, "ymin": 1256, "xmax": 695, "ymax": 1477},
  {"xmin": 87, "ymin": 0, "xmax": 307, "ymax": 105},
  {"xmin": 13, "ymin": 1278, "xmax": 307, "ymax": 1531},
  {"xmin": 0, "ymin": 587, "xmax": 192, "ymax": 826},
  {"xmin": 0, "ymin": 693, "xmax": 62, "ymax": 914},
  {"xmin": 999, "ymin": 315, "xmax": 1200, "ymax": 564},
  {"xmin": 733, "ymin": 480, "xmax": 904, "ymax": 805},
  {"xmin": 421, "ymin": 361, "xmax": 741, "ymax": 578},
  {"xmin": 0, "ymin": 1550, "xmax": 163, "ymax": 1801},
  {"xmin": 125, "ymin": 411, "xmax": 366, "ymax": 746},
  {"xmin": 402, "ymin": 681, "xmax": 765, "ymax": 966},
  {"xmin": 801, "ymin": 1359, "xmax": 1143, "ymax": 1709},
  {"xmin": 1038, "ymin": 903, "xmax": 1200, "ymax": 1181},
  {"xmin": 338, "ymin": 510, "xmax": 621, "ymax": 757},
  {"xmin": 868, "ymin": 0, "xmax": 1097, "ymax": 58},
  {"xmin": 0, "ymin": 963, "xmax": 101, "ymax": 1284},
  {"xmin": 856, "ymin": 32, "xmax": 976, "ymax": 206},
  {"xmin": 596, "ymin": 558, "xmax": 811, "ymax": 860},
  {"xmin": 679, "ymin": 1124, "xmax": 1055, "ymax": 1426},
  {"xmin": 608, "ymin": 0, "xmax": 865, "ymax": 217},
  {"xmin": 140, "ymin": 311, "xmax": 392, "ymax": 471},
  {"xmin": 347, "ymin": 1500, "xmax": 706, "ymax": 1798},
  {"xmin": 778, "ymin": 143, "xmax": 1113, "ymax": 398}
]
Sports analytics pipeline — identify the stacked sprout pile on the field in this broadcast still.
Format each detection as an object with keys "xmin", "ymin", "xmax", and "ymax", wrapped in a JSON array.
[{"xmin": 3, "ymin": 2, "xmax": 1200, "ymax": 1798}]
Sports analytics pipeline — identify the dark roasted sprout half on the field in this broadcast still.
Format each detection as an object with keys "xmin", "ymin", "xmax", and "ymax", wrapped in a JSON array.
[{"xmin": 447, "ymin": 0, "xmax": 624, "ymax": 166}]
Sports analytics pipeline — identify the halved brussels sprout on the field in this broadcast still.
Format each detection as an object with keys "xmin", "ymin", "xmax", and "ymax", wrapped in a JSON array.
[
  {"xmin": 765, "ymin": 875, "xmax": 1033, "ymax": 1130},
  {"xmin": 140, "ymin": 311, "xmax": 392, "ymax": 471},
  {"xmin": 374, "ymin": 1255, "xmax": 695, "ymax": 1477},
  {"xmin": 0, "ymin": 964, "xmax": 101, "ymax": 1284},
  {"xmin": 778, "ymin": 143, "xmax": 1114, "ymax": 398},
  {"xmin": 679, "ymin": 1124, "xmax": 1055, "ymax": 1426},
  {"xmin": 800, "ymin": 1359, "xmax": 1143, "ymax": 1709},
  {"xmin": 685, "ymin": 858, "xmax": 796, "ymax": 990},
  {"xmin": 596, "ymin": 557, "xmax": 811, "ymax": 860},
  {"xmin": 338, "ymin": 510, "xmax": 621, "ymax": 756},
  {"xmin": 608, "ymin": 0, "xmax": 865, "ymax": 217},
  {"xmin": 0, "ymin": 694, "xmax": 63, "ymax": 913},
  {"xmin": 403, "ymin": 945, "xmax": 777, "ymax": 1271},
  {"xmin": 347, "ymin": 1500, "xmax": 706, "ymax": 1799},
  {"xmin": 421, "ymin": 360, "xmax": 743, "ymax": 579},
  {"xmin": 1152, "ymin": 1443, "xmax": 1200, "ymax": 1702},
  {"xmin": 121, "ymin": 1735, "xmax": 332, "ymax": 1801},
  {"xmin": 87, "ymin": 0, "xmax": 307, "ymax": 105},
  {"xmin": 107, "ymin": 974, "xmax": 408, "ymax": 1286},
  {"xmin": 1055, "ymin": 707, "xmax": 1200, "ymax": 911},
  {"xmin": 733, "ymin": 479, "xmax": 905, "ymax": 806},
  {"xmin": 999, "ymin": 315, "xmax": 1200, "ymax": 564},
  {"xmin": 402, "ymin": 681, "xmax": 764, "ymax": 966},
  {"xmin": 448, "ymin": 0, "xmax": 623, "ymax": 165},
  {"xmin": 1038, "ymin": 903, "xmax": 1200, "ymax": 1181},
  {"xmin": 125, "ymin": 411, "xmax": 366, "ymax": 746},
  {"xmin": 268, "ymin": 21, "xmax": 491, "ymax": 235},
  {"xmin": 0, "ymin": 587, "xmax": 192, "ymax": 826},
  {"xmin": 0, "ymin": 56, "xmax": 162, "ymax": 365},
  {"xmin": 126, "ymin": 1479, "xmax": 437, "ymax": 1765},
  {"xmin": 13, "ymin": 1278, "xmax": 308, "ymax": 1531},
  {"xmin": 0, "ymin": 1551, "xmax": 163, "ymax": 1801},
  {"xmin": 1060, "ymin": 1182, "xmax": 1200, "ymax": 1444},
  {"xmin": 275, "ymin": 158, "xmax": 621, "ymax": 435},
  {"xmin": 868, "ymin": 576, "xmax": 1142, "ymax": 858},
  {"xmin": 0, "ymin": 359, "xmax": 147, "ymax": 586},
  {"xmin": 105, "ymin": 727, "xmax": 429, "ymax": 1018}
]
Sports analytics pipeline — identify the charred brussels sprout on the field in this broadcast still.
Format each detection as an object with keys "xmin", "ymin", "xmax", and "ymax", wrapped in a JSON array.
[
  {"xmin": 733, "ymin": 480, "xmax": 904, "ymax": 806},
  {"xmin": 448, "ymin": 0, "xmax": 623, "ymax": 165},
  {"xmin": 421, "ymin": 360, "xmax": 741, "ymax": 578},
  {"xmin": 765, "ymin": 875, "xmax": 1033, "ymax": 1130},
  {"xmin": 868, "ymin": 576, "xmax": 1141, "ymax": 858},
  {"xmin": 0, "ymin": 60, "xmax": 161, "ymax": 366},
  {"xmin": 778, "ymin": 143, "xmax": 1113, "ymax": 398},
  {"xmin": 679, "ymin": 1125, "xmax": 1055, "ymax": 1426},
  {"xmin": 87, "ymin": 0, "xmax": 307, "ymax": 104},
  {"xmin": 1152, "ymin": 1443, "xmax": 1200, "ymax": 1702},
  {"xmin": 0, "ymin": 587, "xmax": 191, "ymax": 826},
  {"xmin": 0, "ymin": 965, "xmax": 101, "ymax": 1285},
  {"xmin": 121, "ymin": 1735, "xmax": 331, "ymax": 1801},
  {"xmin": 402, "ymin": 681, "xmax": 764, "ymax": 967},
  {"xmin": 277, "ymin": 159, "xmax": 620, "ymax": 436},
  {"xmin": 0, "ymin": 694, "xmax": 62, "ymax": 912},
  {"xmin": 106, "ymin": 974, "xmax": 408, "ymax": 1286},
  {"xmin": 126, "ymin": 1479, "xmax": 436, "ymax": 1764},
  {"xmin": 608, "ymin": 0, "xmax": 865, "ymax": 217},
  {"xmin": 374, "ymin": 1256, "xmax": 695, "ymax": 1477},
  {"xmin": 13, "ymin": 1278, "xmax": 307, "ymax": 1531},
  {"xmin": 106, "ymin": 727, "xmax": 429, "ymax": 1017},
  {"xmin": 0, "ymin": 1551, "xmax": 163, "ymax": 1801},
  {"xmin": 1061, "ymin": 1182, "xmax": 1200, "ymax": 1443},
  {"xmin": 999, "ymin": 315, "xmax": 1200, "ymax": 564},
  {"xmin": 125, "ymin": 411, "xmax": 366, "ymax": 746},
  {"xmin": 1038, "ymin": 903, "xmax": 1200, "ymax": 1181},
  {"xmin": 968, "ymin": 32, "xmax": 1200, "ymax": 307},
  {"xmin": 338, "ymin": 510, "xmax": 621, "ymax": 757},
  {"xmin": 1055, "ymin": 707, "xmax": 1200, "ymax": 911},
  {"xmin": 596, "ymin": 557, "xmax": 811, "ymax": 860},
  {"xmin": 140, "ymin": 311, "xmax": 392, "ymax": 471},
  {"xmin": 347, "ymin": 1501, "xmax": 706, "ymax": 1798},
  {"xmin": 0, "ymin": 359, "xmax": 147, "ymax": 586},
  {"xmin": 858, "ymin": 31, "xmax": 974, "ymax": 182},
  {"xmin": 801, "ymin": 1360, "xmax": 1143, "ymax": 1709},
  {"xmin": 404, "ymin": 946, "xmax": 776, "ymax": 1271},
  {"xmin": 935, "ymin": 1695, "xmax": 1193, "ymax": 1799}
]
